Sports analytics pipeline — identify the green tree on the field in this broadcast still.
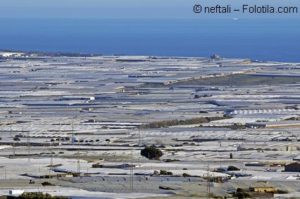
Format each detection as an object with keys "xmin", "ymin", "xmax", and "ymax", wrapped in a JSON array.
[{"xmin": 141, "ymin": 145, "xmax": 163, "ymax": 160}]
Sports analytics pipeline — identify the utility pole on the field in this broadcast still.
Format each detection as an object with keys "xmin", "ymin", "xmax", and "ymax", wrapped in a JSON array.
[
  {"xmin": 207, "ymin": 165, "xmax": 211, "ymax": 199},
  {"xmin": 77, "ymin": 159, "xmax": 81, "ymax": 174},
  {"xmin": 130, "ymin": 166, "xmax": 134, "ymax": 192},
  {"xmin": 71, "ymin": 121, "xmax": 74, "ymax": 144},
  {"xmin": 86, "ymin": 162, "xmax": 89, "ymax": 174},
  {"xmin": 138, "ymin": 128, "xmax": 143, "ymax": 146},
  {"xmin": 129, "ymin": 147, "xmax": 134, "ymax": 192},
  {"xmin": 59, "ymin": 122, "xmax": 62, "ymax": 146},
  {"xmin": 71, "ymin": 120, "xmax": 77, "ymax": 145},
  {"xmin": 138, "ymin": 129, "xmax": 141, "ymax": 146},
  {"xmin": 50, "ymin": 143, "xmax": 53, "ymax": 166},
  {"xmin": 12, "ymin": 142, "xmax": 15, "ymax": 157},
  {"xmin": 11, "ymin": 126, "xmax": 15, "ymax": 157},
  {"xmin": 27, "ymin": 126, "xmax": 31, "ymax": 162}
]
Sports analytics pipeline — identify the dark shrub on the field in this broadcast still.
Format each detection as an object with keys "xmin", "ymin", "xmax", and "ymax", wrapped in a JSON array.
[
  {"xmin": 182, "ymin": 173, "xmax": 191, "ymax": 177},
  {"xmin": 140, "ymin": 145, "xmax": 163, "ymax": 160},
  {"xmin": 41, "ymin": 181, "xmax": 54, "ymax": 186},
  {"xmin": 227, "ymin": 165, "xmax": 240, "ymax": 171},
  {"xmin": 19, "ymin": 192, "xmax": 68, "ymax": 199},
  {"xmin": 159, "ymin": 170, "xmax": 173, "ymax": 175}
]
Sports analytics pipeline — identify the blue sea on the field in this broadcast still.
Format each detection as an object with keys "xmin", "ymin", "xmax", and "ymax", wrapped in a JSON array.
[{"xmin": 0, "ymin": 18, "xmax": 299, "ymax": 62}]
